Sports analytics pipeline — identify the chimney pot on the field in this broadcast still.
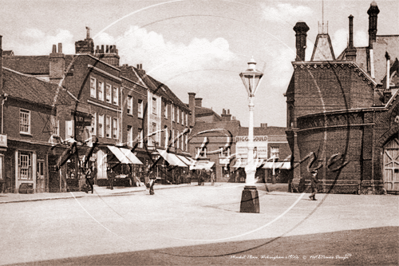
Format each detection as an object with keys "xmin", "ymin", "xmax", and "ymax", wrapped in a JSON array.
[
  {"xmin": 195, "ymin": 98, "xmax": 202, "ymax": 107},
  {"xmin": 58, "ymin": 43, "xmax": 62, "ymax": 54},
  {"xmin": 52, "ymin": 44, "xmax": 56, "ymax": 53},
  {"xmin": 293, "ymin": 21, "xmax": 310, "ymax": 61}
]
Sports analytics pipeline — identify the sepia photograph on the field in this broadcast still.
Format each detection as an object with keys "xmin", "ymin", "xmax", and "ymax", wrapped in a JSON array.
[{"xmin": 0, "ymin": 0, "xmax": 398, "ymax": 265}]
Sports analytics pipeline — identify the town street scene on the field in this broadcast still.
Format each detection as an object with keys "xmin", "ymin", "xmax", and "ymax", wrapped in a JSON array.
[{"xmin": 0, "ymin": 0, "xmax": 398, "ymax": 265}]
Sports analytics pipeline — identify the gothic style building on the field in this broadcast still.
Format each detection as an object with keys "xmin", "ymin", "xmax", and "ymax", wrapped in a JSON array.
[{"xmin": 285, "ymin": 1, "xmax": 399, "ymax": 193}]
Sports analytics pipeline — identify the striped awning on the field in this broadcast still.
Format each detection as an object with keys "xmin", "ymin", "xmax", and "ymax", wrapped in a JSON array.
[
  {"xmin": 157, "ymin": 149, "xmax": 187, "ymax": 167},
  {"xmin": 107, "ymin": 146, "xmax": 142, "ymax": 165},
  {"xmin": 177, "ymin": 155, "xmax": 193, "ymax": 166}
]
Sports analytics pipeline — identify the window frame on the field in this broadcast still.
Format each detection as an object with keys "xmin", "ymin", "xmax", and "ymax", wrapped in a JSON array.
[
  {"xmin": 106, "ymin": 84, "xmax": 112, "ymax": 103},
  {"xmin": 98, "ymin": 81, "xmax": 104, "ymax": 101},
  {"xmin": 138, "ymin": 99, "xmax": 143, "ymax": 118},
  {"xmin": 106, "ymin": 115, "xmax": 111, "ymax": 138},
  {"xmin": 113, "ymin": 87, "xmax": 119, "ymax": 106},
  {"xmin": 98, "ymin": 114, "xmax": 104, "ymax": 138},
  {"xmin": 113, "ymin": 117, "xmax": 119, "ymax": 139},
  {"xmin": 19, "ymin": 109, "xmax": 31, "ymax": 134},
  {"xmin": 90, "ymin": 77, "xmax": 97, "ymax": 98},
  {"xmin": 127, "ymin": 95, "xmax": 133, "ymax": 115}
]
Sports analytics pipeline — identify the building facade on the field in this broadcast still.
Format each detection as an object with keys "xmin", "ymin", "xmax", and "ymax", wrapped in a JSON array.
[
  {"xmin": 285, "ymin": 1, "xmax": 399, "ymax": 194},
  {"xmin": 188, "ymin": 92, "xmax": 291, "ymax": 183}
]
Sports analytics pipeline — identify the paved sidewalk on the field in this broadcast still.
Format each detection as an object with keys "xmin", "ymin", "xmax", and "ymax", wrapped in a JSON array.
[{"xmin": 0, "ymin": 183, "xmax": 194, "ymax": 204}]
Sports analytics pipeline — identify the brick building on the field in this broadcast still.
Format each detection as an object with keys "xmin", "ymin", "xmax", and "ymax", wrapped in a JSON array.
[
  {"xmin": 2, "ymin": 28, "xmax": 192, "ymax": 191},
  {"xmin": 0, "ymin": 35, "xmax": 88, "ymax": 193},
  {"xmin": 285, "ymin": 1, "xmax": 399, "ymax": 193},
  {"xmin": 188, "ymin": 92, "xmax": 290, "ymax": 183}
]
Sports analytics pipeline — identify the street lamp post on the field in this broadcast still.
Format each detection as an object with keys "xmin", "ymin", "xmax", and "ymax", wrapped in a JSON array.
[{"xmin": 239, "ymin": 58, "xmax": 263, "ymax": 213}]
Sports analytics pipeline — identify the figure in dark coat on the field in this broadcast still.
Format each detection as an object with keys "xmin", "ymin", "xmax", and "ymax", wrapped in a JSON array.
[{"xmin": 309, "ymin": 169, "xmax": 318, "ymax": 200}]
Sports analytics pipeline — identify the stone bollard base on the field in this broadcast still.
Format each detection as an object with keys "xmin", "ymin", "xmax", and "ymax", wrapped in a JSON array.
[{"xmin": 240, "ymin": 186, "xmax": 260, "ymax": 213}]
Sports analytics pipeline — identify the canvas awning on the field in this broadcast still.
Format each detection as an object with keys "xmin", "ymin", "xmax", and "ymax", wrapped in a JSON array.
[
  {"xmin": 108, "ymin": 146, "xmax": 143, "ymax": 165},
  {"xmin": 119, "ymin": 148, "xmax": 143, "ymax": 165},
  {"xmin": 177, "ymin": 155, "xmax": 193, "ymax": 166},
  {"xmin": 190, "ymin": 160, "xmax": 215, "ymax": 170},
  {"xmin": 157, "ymin": 149, "xmax": 187, "ymax": 167}
]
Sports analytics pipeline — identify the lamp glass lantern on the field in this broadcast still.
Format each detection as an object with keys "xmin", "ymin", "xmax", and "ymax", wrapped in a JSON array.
[
  {"xmin": 239, "ymin": 57, "xmax": 263, "ymax": 213},
  {"xmin": 239, "ymin": 58, "xmax": 263, "ymax": 98}
]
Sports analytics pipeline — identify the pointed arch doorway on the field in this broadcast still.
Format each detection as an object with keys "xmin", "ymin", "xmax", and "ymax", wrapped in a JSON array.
[{"xmin": 383, "ymin": 138, "xmax": 399, "ymax": 192}]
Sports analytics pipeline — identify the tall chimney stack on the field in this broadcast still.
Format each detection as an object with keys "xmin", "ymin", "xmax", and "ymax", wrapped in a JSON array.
[
  {"xmin": 346, "ymin": 15, "xmax": 357, "ymax": 61},
  {"xmin": 188, "ymin": 92, "xmax": 196, "ymax": 127},
  {"xmin": 367, "ymin": 1, "xmax": 380, "ymax": 48},
  {"xmin": 293, "ymin": 21, "xmax": 310, "ymax": 61}
]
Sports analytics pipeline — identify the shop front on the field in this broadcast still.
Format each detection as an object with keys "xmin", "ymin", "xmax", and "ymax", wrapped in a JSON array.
[{"xmin": 95, "ymin": 145, "xmax": 143, "ymax": 187}]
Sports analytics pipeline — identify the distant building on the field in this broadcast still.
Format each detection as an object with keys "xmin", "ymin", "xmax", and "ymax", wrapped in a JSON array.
[
  {"xmin": 188, "ymin": 92, "xmax": 290, "ymax": 183},
  {"xmin": 285, "ymin": 1, "xmax": 399, "ymax": 193}
]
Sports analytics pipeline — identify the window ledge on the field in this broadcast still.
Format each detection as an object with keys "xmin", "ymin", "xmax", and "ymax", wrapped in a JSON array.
[{"xmin": 20, "ymin": 132, "xmax": 33, "ymax": 137}]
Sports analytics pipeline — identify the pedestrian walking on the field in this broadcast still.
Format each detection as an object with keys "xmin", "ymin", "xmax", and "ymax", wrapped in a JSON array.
[
  {"xmin": 309, "ymin": 169, "xmax": 318, "ymax": 200},
  {"xmin": 148, "ymin": 170, "xmax": 156, "ymax": 195},
  {"xmin": 210, "ymin": 169, "xmax": 215, "ymax": 185},
  {"xmin": 107, "ymin": 167, "xmax": 114, "ymax": 190},
  {"xmin": 84, "ymin": 168, "xmax": 94, "ymax": 194}
]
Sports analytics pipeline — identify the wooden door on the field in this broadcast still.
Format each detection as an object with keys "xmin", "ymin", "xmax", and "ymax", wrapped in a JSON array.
[{"xmin": 383, "ymin": 138, "xmax": 399, "ymax": 191}]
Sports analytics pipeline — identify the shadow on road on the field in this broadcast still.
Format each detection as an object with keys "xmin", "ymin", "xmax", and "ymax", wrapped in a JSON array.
[{"xmin": 17, "ymin": 226, "xmax": 398, "ymax": 266}]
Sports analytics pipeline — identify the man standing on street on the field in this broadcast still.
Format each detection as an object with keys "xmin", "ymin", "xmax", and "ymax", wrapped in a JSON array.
[
  {"xmin": 210, "ymin": 169, "xmax": 215, "ymax": 186},
  {"xmin": 309, "ymin": 169, "xmax": 318, "ymax": 200}
]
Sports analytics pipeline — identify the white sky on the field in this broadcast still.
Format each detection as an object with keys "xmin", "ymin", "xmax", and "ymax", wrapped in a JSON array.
[{"xmin": 1, "ymin": 0, "xmax": 398, "ymax": 127}]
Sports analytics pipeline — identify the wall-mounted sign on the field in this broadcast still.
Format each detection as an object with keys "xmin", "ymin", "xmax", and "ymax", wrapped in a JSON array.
[{"xmin": 235, "ymin": 135, "xmax": 268, "ymax": 159}]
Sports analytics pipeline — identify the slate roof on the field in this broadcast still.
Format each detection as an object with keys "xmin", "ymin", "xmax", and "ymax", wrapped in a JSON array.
[
  {"xmin": 2, "ymin": 55, "xmax": 75, "ymax": 76},
  {"xmin": 2, "ymin": 67, "xmax": 73, "ymax": 106},
  {"xmin": 195, "ymin": 106, "xmax": 221, "ymax": 120},
  {"xmin": 136, "ymin": 69, "xmax": 190, "ymax": 111}
]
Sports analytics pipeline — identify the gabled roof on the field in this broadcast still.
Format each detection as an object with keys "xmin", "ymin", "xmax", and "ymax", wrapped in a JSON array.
[
  {"xmin": 2, "ymin": 67, "xmax": 73, "ymax": 106},
  {"xmin": 119, "ymin": 64, "xmax": 147, "ymax": 88},
  {"xmin": 311, "ymin": 33, "xmax": 335, "ymax": 61},
  {"xmin": 136, "ymin": 69, "xmax": 190, "ymax": 111}
]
